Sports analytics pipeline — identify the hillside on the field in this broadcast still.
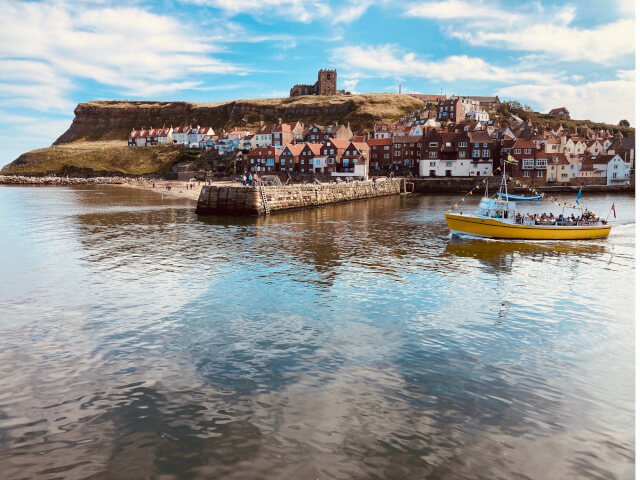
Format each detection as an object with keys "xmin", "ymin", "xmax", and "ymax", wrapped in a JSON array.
[
  {"xmin": 1, "ymin": 142, "xmax": 186, "ymax": 176},
  {"xmin": 54, "ymin": 94, "xmax": 425, "ymax": 144}
]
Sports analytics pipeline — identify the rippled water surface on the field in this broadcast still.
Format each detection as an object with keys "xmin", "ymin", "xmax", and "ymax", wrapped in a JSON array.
[{"xmin": 0, "ymin": 185, "xmax": 635, "ymax": 479}]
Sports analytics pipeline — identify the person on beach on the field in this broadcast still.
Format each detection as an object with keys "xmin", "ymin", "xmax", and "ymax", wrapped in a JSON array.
[
  {"xmin": 248, "ymin": 173, "xmax": 253, "ymax": 186},
  {"xmin": 254, "ymin": 173, "xmax": 259, "ymax": 186},
  {"xmin": 242, "ymin": 174, "xmax": 246, "ymax": 186}
]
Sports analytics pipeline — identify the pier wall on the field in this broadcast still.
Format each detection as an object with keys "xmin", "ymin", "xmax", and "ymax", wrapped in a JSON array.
[
  {"xmin": 195, "ymin": 179, "xmax": 403, "ymax": 216},
  {"xmin": 411, "ymin": 177, "xmax": 502, "ymax": 194}
]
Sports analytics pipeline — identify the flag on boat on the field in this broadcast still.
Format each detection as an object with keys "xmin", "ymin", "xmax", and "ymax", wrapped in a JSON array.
[
  {"xmin": 576, "ymin": 187, "xmax": 582, "ymax": 205},
  {"xmin": 504, "ymin": 154, "xmax": 517, "ymax": 165},
  {"xmin": 611, "ymin": 203, "xmax": 616, "ymax": 218}
]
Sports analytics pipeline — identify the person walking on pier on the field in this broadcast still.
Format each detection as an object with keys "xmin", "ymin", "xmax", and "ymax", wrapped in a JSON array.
[{"xmin": 248, "ymin": 173, "xmax": 253, "ymax": 187}]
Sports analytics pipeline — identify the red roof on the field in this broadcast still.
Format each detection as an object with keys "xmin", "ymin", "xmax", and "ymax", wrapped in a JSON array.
[{"xmin": 366, "ymin": 138, "xmax": 392, "ymax": 146}]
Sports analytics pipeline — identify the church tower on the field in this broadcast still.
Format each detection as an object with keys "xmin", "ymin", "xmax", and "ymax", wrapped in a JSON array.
[{"xmin": 316, "ymin": 69, "xmax": 337, "ymax": 96}]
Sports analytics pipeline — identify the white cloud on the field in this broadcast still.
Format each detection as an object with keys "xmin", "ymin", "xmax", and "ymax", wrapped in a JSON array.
[
  {"xmin": 185, "ymin": 0, "xmax": 331, "ymax": 23},
  {"xmin": 497, "ymin": 70, "xmax": 636, "ymax": 125},
  {"xmin": 332, "ymin": 44, "xmax": 558, "ymax": 84},
  {"xmin": 0, "ymin": 1, "xmax": 242, "ymax": 110},
  {"xmin": 407, "ymin": 0, "xmax": 520, "ymax": 22},
  {"xmin": 406, "ymin": 0, "xmax": 635, "ymax": 63},
  {"xmin": 185, "ymin": 0, "xmax": 372, "ymax": 24},
  {"xmin": 342, "ymin": 79, "xmax": 359, "ymax": 93}
]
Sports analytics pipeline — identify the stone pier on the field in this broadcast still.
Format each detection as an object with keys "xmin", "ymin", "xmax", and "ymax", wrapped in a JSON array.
[{"xmin": 195, "ymin": 179, "xmax": 403, "ymax": 216}]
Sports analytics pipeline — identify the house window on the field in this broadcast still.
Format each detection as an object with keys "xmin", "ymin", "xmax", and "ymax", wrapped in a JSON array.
[
  {"xmin": 394, "ymin": 151, "xmax": 401, "ymax": 156},
  {"xmin": 535, "ymin": 158, "xmax": 547, "ymax": 168},
  {"xmin": 430, "ymin": 161, "xmax": 436, "ymax": 166},
  {"xmin": 474, "ymin": 143, "xmax": 479, "ymax": 148},
  {"xmin": 561, "ymin": 173, "xmax": 568, "ymax": 178},
  {"xmin": 384, "ymin": 146, "xmax": 390, "ymax": 150},
  {"xmin": 445, "ymin": 142, "xmax": 452, "ymax": 147},
  {"xmin": 536, "ymin": 170, "xmax": 544, "ymax": 177},
  {"xmin": 523, "ymin": 171, "xmax": 530, "ymax": 177},
  {"xmin": 429, "ymin": 152, "xmax": 437, "ymax": 158},
  {"xmin": 524, "ymin": 149, "xmax": 531, "ymax": 154},
  {"xmin": 429, "ymin": 142, "xmax": 438, "ymax": 147},
  {"xmin": 514, "ymin": 149, "xmax": 521, "ymax": 154},
  {"xmin": 459, "ymin": 142, "xmax": 467, "ymax": 147},
  {"xmin": 522, "ymin": 159, "xmax": 534, "ymax": 169},
  {"xmin": 482, "ymin": 150, "xmax": 490, "ymax": 157},
  {"xmin": 446, "ymin": 161, "xmax": 452, "ymax": 167},
  {"xmin": 472, "ymin": 149, "xmax": 480, "ymax": 157}
]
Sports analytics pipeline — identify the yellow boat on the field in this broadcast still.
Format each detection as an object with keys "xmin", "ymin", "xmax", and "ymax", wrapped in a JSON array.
[{"xmin": 444, "ymin": 197, "xmax": 611, "ymax": 240}]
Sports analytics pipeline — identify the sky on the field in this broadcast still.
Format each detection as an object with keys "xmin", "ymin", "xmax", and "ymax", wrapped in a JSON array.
[{"xmin": 0, "ymin": 0, "xmax": 636, "ymax": 165}]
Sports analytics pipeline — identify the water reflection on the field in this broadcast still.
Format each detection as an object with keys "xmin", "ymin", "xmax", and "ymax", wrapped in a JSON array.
[
  {"xmin": 0, "ymin": 186, "xmax": 634, "ymax": 480},
  {"xmin": 445, "ymin": 238, "xmax": 608, "ymax": 274}
]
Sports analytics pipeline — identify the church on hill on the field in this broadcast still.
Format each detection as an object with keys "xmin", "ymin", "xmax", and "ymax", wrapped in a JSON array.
[{"xmin": 290, "ymin": 69, "xmax": 337, "ymax": 97}]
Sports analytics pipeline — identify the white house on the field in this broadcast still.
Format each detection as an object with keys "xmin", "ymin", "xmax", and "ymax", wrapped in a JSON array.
[
  {"xmin": 172, "ymin": 126, "xmax": 190, "ymax": 145},
  {"xmin": 157, "ymin": 127, "xmax": 173, "ymax": 145},
  {"xmin": 466, "ymin": 107, "xmax": 489, "ymax": 123},
  {"xmin": 604, "ymin": 154, "xmax": 631, "ymax": 185}
]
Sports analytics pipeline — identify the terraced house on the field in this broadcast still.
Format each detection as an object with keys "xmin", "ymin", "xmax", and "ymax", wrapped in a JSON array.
[
  {"xmin": 299, "ymin": 143, "xmax": 323, "ymax": 173},
  {"xmin": 333, "ymin": 142, "xmax": 369, "ymax": 178},
  {"xmin": 419, "ymin": 130, "xmax": 472, "ymax": 177},
  {"xmin": 366, "ymin": 138, "xmax": 392, "ymax": 170},
  {"xmin": 247, "ymin": 147, "xmax": 281, "ymax": 173}
]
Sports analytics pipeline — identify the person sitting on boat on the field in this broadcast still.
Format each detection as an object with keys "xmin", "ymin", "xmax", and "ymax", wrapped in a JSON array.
[
  {"xmin": 557, "ymin": 214, "xmax": 564, "ymax": 225},
  {"xmin": 515, "ymin": 212, "xmax": 522, "ymax": 224}
]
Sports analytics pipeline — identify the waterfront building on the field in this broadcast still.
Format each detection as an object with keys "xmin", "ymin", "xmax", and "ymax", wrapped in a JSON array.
[
  {"xmin": 418, "ymin": 129, "xmax": 472, "ymax": 177},
  {"xmin": 366, "ymin": 138, "xmax": 392, "ymax": 170},
  {"xmin": 320, "ymin": 138, "xmax": 349, "ymax": 174},
  {"xmin": 247, "ymin": 147, "xmax": 281, "ymax": 172},
  {"xmin": 546, "ymin": 153, "xmax": 571, "ymax": 183},
  {"xmin": 279, "ymin": 144, "xmax": 304, "ymax": 172},
  {"xmin": 299, "ymin": 143, "xmax": 324, "ymax": 173},
  {"xmin": 332, "ymin": 142, "xmax": 369, "ymax": 178},
  {"xmin": 391, "ymin": 135, "xmax": 422, "ymax": 170}
]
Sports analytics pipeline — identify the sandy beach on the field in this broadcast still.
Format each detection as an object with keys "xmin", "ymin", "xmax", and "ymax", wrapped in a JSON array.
[{"xmin": 118, "ymin": 178, "xmax": 239, "ymax": 201}]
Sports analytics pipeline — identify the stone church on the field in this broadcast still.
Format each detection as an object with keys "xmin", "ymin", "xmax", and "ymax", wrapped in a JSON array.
[{"xmin": 290, "ymin": 69, "xmax": 337, "ymax": 97}]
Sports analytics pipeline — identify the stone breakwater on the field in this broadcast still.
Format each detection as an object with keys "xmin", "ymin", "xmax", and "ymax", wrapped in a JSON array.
[
  {"xmin": 0, "ymin": 175, "xmax": 125, "ymax": 185},
  {"xmin": 196, "ymin": 179, "xmax": 403, "ymax": 216}
]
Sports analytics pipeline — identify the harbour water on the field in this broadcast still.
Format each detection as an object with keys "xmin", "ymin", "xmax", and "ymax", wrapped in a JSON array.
[{"xmin": 0, "ymin": 185, "xmax": 635, "ymax": 479}]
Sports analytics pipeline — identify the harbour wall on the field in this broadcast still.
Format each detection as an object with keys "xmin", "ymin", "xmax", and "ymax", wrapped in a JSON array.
[
  {"xmin": 195, "ymin": 179, "xmax": 403, "ymax": 216},
  {"xmin": 410, "ymin": 177, "xmax": 634, "ymax": 194}
]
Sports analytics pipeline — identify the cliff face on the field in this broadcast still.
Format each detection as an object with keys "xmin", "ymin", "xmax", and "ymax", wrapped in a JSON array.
[{"xmin": 54, "ymin": 94, "xmax": 424, "ymax": 144}]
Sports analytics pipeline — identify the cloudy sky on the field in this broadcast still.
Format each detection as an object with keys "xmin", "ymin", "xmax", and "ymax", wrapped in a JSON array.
[{"xmin": 0, "ymin": 0, "xmax": 635, "ymax": 164}]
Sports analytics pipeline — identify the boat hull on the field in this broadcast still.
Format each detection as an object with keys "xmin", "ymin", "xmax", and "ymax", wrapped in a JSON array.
[{"xmin": 444, "ymin": 213, "xmax": 611, "ymax": 240}]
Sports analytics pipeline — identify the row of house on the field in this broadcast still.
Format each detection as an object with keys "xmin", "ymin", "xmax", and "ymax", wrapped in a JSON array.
[
  {"xmin": 126, "ymin": 95, "xmax": 633, "ymax": 185},
  {"xmin": 246, "ymin": 138, "xmax": 369, "ymax": 177}
]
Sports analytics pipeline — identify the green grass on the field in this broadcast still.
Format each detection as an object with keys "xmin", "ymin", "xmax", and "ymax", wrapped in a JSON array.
[{"xmin": 2, "ymin": 144, "xmax": 185, "ymax": 176}]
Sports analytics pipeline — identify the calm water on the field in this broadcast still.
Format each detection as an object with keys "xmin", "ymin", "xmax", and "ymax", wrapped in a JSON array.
[{"xmin": 0, "ymin": 185, "xmax": 634, "ymax": 479}]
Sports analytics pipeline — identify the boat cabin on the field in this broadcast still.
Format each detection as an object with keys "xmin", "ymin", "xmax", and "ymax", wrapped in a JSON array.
[{"xmin": 476, "ymin": 197, "xmax": 516, "ymax": 223}]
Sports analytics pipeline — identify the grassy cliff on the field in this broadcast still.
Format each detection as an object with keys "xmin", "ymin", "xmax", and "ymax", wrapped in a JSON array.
[
  {"xmin": 54, "ymin": 94, "xmax": 425, "ymax": 144},
  {"xmin": 2, "ymin": 94, "xmax": 424, "ymax": 175},
  {"xmin": 1, "ymin": 142, "xmax": 185, "ymax": 176}
]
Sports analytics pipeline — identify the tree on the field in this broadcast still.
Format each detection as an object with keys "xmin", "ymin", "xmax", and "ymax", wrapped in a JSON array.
[{"xmin": 618, "ymin": 119, "xmax": 630, "ymax": 127}]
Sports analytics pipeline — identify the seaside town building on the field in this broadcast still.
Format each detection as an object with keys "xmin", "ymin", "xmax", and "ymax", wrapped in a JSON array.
[{"xmin": 124, "ymin": 93, "xmax": 633, "ymax": 186}]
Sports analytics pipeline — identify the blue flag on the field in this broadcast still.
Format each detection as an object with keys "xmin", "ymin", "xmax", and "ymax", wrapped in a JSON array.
[{"xmin": 576, "ymin": 187, "xmax": 582, "ymax": 205}]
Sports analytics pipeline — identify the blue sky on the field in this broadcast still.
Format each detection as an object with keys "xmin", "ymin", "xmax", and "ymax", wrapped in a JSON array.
[{"xmin": 0, "ymin": 0, "xmax": 635, "ymax": 165}]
